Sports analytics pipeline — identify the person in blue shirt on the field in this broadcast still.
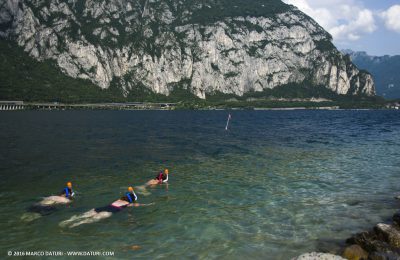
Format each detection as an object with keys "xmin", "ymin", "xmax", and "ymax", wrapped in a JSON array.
[{"xmin": 60, "ymin": 182, "xmax": 75, "ymax": 198}]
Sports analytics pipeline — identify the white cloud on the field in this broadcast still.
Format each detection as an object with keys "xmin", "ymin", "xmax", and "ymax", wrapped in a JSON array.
[
  {"xmin": 381, "ymin": 5, "xmax": 400, "ymax": 33},
  {"xmin": 283, "ymin": 0, "xmax": 377, "ymax": 42},
  {"xmin": 330, "ymin": 9, "xmax": 376, "ymax": 40},
  {"xmin": 283, "ymin": 0, "xmax": 336, "ymax": 29}
]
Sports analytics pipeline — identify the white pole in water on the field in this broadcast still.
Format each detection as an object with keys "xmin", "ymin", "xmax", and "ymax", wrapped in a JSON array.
[{"xmin": 225, "ymin": 113, "xmax": 231, "ymax": 130}]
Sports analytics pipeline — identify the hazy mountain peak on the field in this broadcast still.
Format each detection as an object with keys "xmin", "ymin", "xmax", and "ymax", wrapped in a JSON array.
[{"xmin": 344, "ymin": 49, "xmax": 400, "ymax": 99}]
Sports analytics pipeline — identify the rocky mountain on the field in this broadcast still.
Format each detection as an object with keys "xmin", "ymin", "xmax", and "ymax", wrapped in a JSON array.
[
  {"xmin": 0, "ymin": 0, "xmax": 375, "ymax": 100},
  {"xmin": 343, "ymin": 50, "xmax": 400, "ymax": 99}
]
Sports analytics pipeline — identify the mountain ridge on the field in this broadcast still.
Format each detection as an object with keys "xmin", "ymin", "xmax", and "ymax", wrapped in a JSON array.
[
  {"xmin": 343, "ymin": 49, "xmax": 400, "ymax": 99},
  {"xmin": 0, "ymin": 0, "xmax": 375, "ymax": 100}
]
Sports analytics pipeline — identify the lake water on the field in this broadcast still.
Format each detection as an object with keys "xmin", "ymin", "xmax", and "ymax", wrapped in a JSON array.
[{"xmin": 0, "ymin": 110, "xmax": 400, "ymax": 259}]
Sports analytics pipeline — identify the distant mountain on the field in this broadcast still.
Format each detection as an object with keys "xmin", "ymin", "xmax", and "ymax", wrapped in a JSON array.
[
  {"xmin": 0, "ymin": 0, "xmax": 374, "ymax": 102},
  {"xmin": 343, "ymin": 50, "xmax": 400, "ymax": 99}
]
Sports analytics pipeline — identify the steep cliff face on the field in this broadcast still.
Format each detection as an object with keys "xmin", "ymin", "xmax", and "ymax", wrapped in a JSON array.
[{"xmin": 0, "ymin": 0, "xmax": 375, "ymax": 99}]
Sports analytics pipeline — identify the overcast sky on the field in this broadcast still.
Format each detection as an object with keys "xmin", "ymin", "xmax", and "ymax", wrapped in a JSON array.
[{"xmin": 282, "ymin": 0, "xmax": 400, "ymax": 56}]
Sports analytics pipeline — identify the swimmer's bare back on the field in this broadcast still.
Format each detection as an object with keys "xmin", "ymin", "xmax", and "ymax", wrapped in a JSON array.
[
  {"xmin": 111, "ymin": 199, "xmax": 130, "ymax": 208},
  {"xmin": 39, "ymin": 196, "xmax": 71, "ymax": 206},
  {"xmin": 146, "ymin": 179, "xmax": 160, "ymax": 186}
]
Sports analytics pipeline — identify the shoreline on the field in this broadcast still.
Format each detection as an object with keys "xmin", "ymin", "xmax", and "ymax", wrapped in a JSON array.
[
  {"xmin": 2, "ymin": 99, "xmax": 400, "ymax": 111},
  {"xmin": 341, "ymin": 197, "xmax": 400, "ymax": 259},
  {"xmin": 0, "ymin": 101, "xmax": 398, "ymax": 111},
  {"xmin": 0, "ymin": 107, "xmax": 370, "ymax": 111},
  {"xmin": 1, "ymin": 107, "xmax": 398, "ymax": 112},
  {"xmin": 293, "ymin": 196, "xmax": 400, "ymax": 260}
]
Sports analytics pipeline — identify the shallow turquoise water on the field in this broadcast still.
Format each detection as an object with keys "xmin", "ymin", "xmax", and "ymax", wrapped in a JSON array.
[{"xmin": 0, "ymin": 110, "xmax": 400, "ymax": 259}]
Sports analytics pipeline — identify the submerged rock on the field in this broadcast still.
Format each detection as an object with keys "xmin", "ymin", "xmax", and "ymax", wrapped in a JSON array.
[
  {"xmin": 292, "ymin": 252, "xmax": 345, "ymax": 260},
  {"xmin": 342, "ymin": 244, "xmax": 368, "ymax": 260},
  {"xmin": 130, "ymin": 245, "xmax": 141, "ymax": 250},
  {"xmin": 392, "ymin": 211, "xmax": 400, "ymax": 227},
  {"xmin": 315, "ymin": 238, "xmax": 345, "ymax": 255},
  {"xmin": 346, "ymin": 231, "xmax": 392, "ymax": 253},
  {"xmin": 368, "ymin": 251, "xmax": 400, "ymax": 260}
]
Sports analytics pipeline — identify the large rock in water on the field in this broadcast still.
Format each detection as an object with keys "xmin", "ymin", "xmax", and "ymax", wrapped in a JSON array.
[
  {"xmin": 374, "ymin": 223, "xmax": 400, "ymax": 249},
  {"xmin": 345, "ymin": 222, "xmax": 400, "ymax": 259},
  {"xmin": 0, "ymin": 0, "xmax": 375, "ymax": 99}
]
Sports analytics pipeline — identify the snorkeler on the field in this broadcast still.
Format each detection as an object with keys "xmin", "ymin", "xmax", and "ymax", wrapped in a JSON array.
[
  {"xmin": 146, "ymin": 169, "xmax": 169, "ymax": 186},
  {"xmin": 94, "ymin": 186, "xmax": 139, "ymax": 213},
  {"xmin": 36, "ymin": 181, "xmax": 75, "ymax": 207},
  {"xmin": 160, "ymin": 169, "xmax": 169, "ymax": 183},
  {"xmin": 60, "ymin": 181, "xmax": 75, "ymax": 199},
  {"xmin": 25, "ymin": 182, "xmax": 75, "ymax": 219},
  {"xmin": 60, "ymin": 187, "xmax": 151, "ymax": 228}
]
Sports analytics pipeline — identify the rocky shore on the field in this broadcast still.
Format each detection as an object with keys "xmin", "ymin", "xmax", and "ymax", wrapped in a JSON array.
[
  {"xmin": 343, "ymin": 210, "xmax": 400, "ymax": 259},
  {"xmin": 293, "ymin": 197, "xmax": 400, "ymax": 260}
]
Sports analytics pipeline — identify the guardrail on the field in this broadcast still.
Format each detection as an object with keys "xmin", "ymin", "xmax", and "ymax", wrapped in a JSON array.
[{"xmin": 0, "ymin": 101, "xmax": 177, "ymax": 111}]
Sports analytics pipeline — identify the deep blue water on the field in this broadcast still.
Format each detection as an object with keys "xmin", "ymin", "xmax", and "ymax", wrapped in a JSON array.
[{"xmin": 0, "ymin": 110, "xmax": 400, "ymax": 259}]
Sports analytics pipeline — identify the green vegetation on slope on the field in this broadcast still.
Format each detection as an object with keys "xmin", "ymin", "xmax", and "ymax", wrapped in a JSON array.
[
  {"xmin": 0, "ymin": 40, "xmax": 125, "ymax": 103},
  {"xmin": 185, "ymin": 0, "xmax": 290, "ymax": 25},
  {"xmin": 0, "ymin": 39, "xmax": 385, "ymax": 109},
  {"xmin": 0, "ymin": 39, "xmax": 203, "ymax": 103}
]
